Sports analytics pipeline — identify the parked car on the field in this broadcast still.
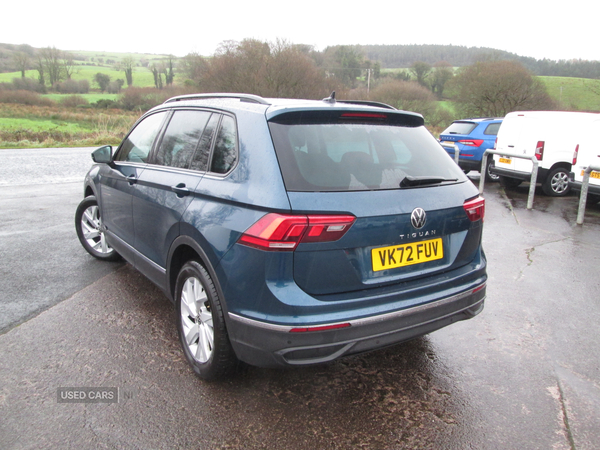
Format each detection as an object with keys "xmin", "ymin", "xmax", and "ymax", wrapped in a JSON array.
[
  {"xmin": 569, "ymin": 116, "xmax": 600, "ymax": 203},
  {"xmin": 439, "ymin": 118, "xmax": 503, "ymax": 181},
  {"xmin": 75, "ymin": 93, "xmax": 487, "ymax": 380},
  {"xmin": 490, "ymin": 111, "xmax": 600, "ymax": 196}
]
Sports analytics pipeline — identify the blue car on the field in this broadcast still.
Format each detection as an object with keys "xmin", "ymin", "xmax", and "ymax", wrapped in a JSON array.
[
  {"xmin": 75, "ymin": 93, "xmax": 487, "ymax": 380},
  {"xmin": 439, "ymin": 118, "xmax": 503, "ymax": 181}
]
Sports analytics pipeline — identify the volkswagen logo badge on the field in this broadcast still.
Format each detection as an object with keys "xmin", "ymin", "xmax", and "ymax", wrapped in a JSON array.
[{"xmin": 411, "ymin": 208, "xmax": 427, "ymax": 229}]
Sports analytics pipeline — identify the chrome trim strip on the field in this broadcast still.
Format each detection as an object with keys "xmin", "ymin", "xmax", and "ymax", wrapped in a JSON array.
[
  {"xmin": 228, "ymin": 283, "xmax": 486, "ymax": 333},
  {"xmin": 106, "ymin": 231, "xmax": 166, "ymax": 275}
]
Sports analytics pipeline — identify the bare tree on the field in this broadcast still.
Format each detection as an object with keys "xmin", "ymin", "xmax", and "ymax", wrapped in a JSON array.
[
  {"xmin": 37, "ymin": 47, "xmax": 77, "ymax": 87},
  {"xmin": 12, "ymin": 52, "xmax": 30, "ymax": 78},
  {"xmin": 450, "ymin": 60, "xmax": 556, "ymax": 117}
]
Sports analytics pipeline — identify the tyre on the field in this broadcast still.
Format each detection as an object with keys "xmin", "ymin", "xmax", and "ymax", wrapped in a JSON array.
[
  {"xmin": 75, "ymin": 196, "xmax": 120, "ymax": 261},
  {"xmin": 485, "ymin": 159, "xmax": 500, "ymax": 182},
  {"xmin": 542, "ymin": 167, "xmax": 570, "ymax": 197},
  {"xmin": 498, "ymin": 176, "xmax": 522, "ymax": 189},
  {"xmin": 175, "ymin": 261, "xmax": 238, "ymax": 380}
]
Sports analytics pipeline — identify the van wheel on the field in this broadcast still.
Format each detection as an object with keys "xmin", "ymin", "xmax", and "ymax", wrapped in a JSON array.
[
  {"xmin": 485, "ymin": 159, "xmax": 500, "ymax": 182},
  {"xmin": 175, "ymin": 261, "xmax": 238, "ymax": 380},
  {"xmin": 499, "ymin": 176, "xmax": 522, "ymax": 189},
  {"xmin": 542, "ymin": 167, "xmax": 570, "ymax": 196}
]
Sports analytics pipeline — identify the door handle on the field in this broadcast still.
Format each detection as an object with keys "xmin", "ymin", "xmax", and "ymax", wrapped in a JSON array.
[{"xmin": 171, "ymin": 183, "xmax": 190, "ymax": 197}]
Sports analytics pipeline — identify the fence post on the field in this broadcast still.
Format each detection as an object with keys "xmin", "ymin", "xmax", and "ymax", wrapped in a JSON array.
[
  {"xmin": 576, "ymin": 165, "xmax": 600, "ymax": 225},
  {"xmin": 479, "ymin": 150, "xmax": 539, "ymax": 210}
]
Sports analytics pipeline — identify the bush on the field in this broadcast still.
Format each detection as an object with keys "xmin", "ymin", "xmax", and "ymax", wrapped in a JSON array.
[
  {"xmin": 55, "ymin": 79, "xmax": 89, "ymax": 94},
  {"xmin": 10, "ymin": 78, "xmax": 45, "ymax": 93},
  {"xmin": 60, "ymin": 95, "xmax": 89, "ymax": 108},
  {"xmin": 93, "ymin": 99, "xmax": 118, "ymax": 109},
  {"xmin": 0, "ymin": 90, "xmax": 55, "ymax": 106}
]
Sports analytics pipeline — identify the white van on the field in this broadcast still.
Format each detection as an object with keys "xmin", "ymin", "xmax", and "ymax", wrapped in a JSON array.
[
  {"xmin": 490, "ymin": 111, "xmax": 600, "ymax": 196},
  {"xmin": 569, "ymin": 117, "xmax": 600, "ymax": 203}
]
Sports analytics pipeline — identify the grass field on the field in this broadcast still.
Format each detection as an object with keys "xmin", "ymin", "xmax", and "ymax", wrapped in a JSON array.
[
  {"xmin": 539, "ymin": 76, "xmax": 600, "ymax": 111},
  {"xmin": 0, "ymin": 65, "xmax": 157, "ymax": 89},
  {"xmin": 0, "ymin": 103, "xmax": 139, "ymax": 148}
]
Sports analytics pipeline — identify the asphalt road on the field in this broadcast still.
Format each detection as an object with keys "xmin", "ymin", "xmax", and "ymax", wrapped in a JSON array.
[{"xmin": 1, "ymin": 148, "xmax": 599, "ymax": 449}]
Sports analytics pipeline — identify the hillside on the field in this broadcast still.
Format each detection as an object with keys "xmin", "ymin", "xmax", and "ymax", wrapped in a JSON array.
[{"xmin": 2, "ymin": 42, "xmax": 600, "ymax": 80}]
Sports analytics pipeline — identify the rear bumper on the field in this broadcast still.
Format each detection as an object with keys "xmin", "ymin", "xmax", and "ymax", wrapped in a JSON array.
[
  {"xmin": 227, "ymin": 283, "xmax": 486, "ymax": 368},
  {"xmin": 490, "ymin": 165, "xmax": 549, "ymax": 182},
  {"xmin": 568, "ymin": 177, "xmax": 600, "ymax": 195}
]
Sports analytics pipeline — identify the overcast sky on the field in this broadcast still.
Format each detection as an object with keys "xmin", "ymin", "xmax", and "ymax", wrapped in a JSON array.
[{"xmin": 3, "ymin": 0, "xmax": 598, "ymax": 62}]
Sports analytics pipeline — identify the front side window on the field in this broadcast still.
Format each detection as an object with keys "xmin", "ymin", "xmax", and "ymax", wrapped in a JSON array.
[
  {"xmin": 155, "ymin": 110, "xmax": 211, "ymax": 169},
  {"xmin": 116, "ymin": 112, "xmax": 167, "ymax": 163},
  {"xmin": 269, "ymin": 112, "xmax": 465, "ymax": 192}
]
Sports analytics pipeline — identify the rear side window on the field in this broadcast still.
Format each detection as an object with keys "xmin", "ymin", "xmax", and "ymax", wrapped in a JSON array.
[
  {"xmin": 442, "ymin": 121, "xmax": 477, "ymax": 135},
  {"xmin": 210, "ymin": 115, "xmax": 238, "ymax": 174},
  {"xmin": 269, "ymin": 113, "xmax": 464, "ymax": 192},
  {"xmin": 484, "ymin": 122, "xmax": 501, "ymax": 135},
  {"xmin": 155, "ymin": 110, "xmax": 211, "ymax": 169}
]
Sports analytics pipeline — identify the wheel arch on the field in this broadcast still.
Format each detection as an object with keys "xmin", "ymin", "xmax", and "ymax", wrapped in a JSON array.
[
  {"xmin": 166, "ymin": 236, "xmax": 226, "ymax": 312},
  {"xmin": 549, "ymin": 161, "xmax": 572, "ymax": 173}
]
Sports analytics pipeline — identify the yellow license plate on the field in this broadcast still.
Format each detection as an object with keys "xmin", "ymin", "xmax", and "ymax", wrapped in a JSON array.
[
  {"xmin": 581, "ymin": 170, "xmax": 600, "ymax": 179},
  {"xmin": 372, "ymin": 238, "xmax": 443, "ymax": 272},
  {"xmin": 499, "ymin": 157, "xmax": 512, "ymax": 164}
]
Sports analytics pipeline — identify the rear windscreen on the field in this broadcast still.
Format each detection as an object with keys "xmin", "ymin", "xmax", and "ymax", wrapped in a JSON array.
[
  {"xmin": 269, "ymin": 112, "xmax": 465, "ymax": 192},
  {"xmin": 441, "ymin": 122, "xmax": 477, "ymax": 135}
]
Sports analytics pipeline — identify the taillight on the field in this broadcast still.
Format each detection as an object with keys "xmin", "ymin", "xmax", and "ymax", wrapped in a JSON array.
[
  {"xmin": 238, "ymin": 213, "xmax": 356, "ymax": 251},
  {"xmin": 535, "ymin": 141, "xmax": 545, "ymax": 161},
  {"xmin": 572, "ymin": 144, "xmax": 579, "ymax": 165},
  {"xmin": 458, "ymin": 139, "xmax": 484, "ymax": 147},
  {"xmin": 493, "ymin": 138, "xmax": 497, "ymax": 149},
  {"xmin": 463, "ymin": 196, "xmax": 485, "ymax": 222}
]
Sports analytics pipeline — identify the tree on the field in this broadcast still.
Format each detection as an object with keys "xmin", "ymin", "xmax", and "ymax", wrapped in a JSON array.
[
  {"xmin": 325, "ymin": 45, "xmax": 365, "ymax": 88},
  {"xmin": 410, "ymin": 61, "xmax": 432, "ymax": 88},
  {"xmin": 94, "ymin": 73, "xmax": 111, "ymax": 93},
  {"xmin": 120, "ymin": 56, "xmax": 135, "ymax": 86},
  {"xmin": 369, "ymin": 79, "xmax": 438, "ymax": 119},
  {"xmin": 179, "ymin": 52, "xmax": 209, "ymax": 83},
  {"xmin": 37, "ymin": 47, "xmax": 77, "ymax": 87},
  {"xmin": 163, "ymin": 56, "xmax": 175, "ymax": 86},
  {"xmin": 430, "ymin": 61, "xmax": 453, "ymax": 98},
  {"xmin": 449, "ymin": 60, "xmax": 556, "ymax": 117},
  {"xmin": 12, "ymin": 52, "xmax": 30, "ymax": 78},
  {"xmin": 200, "ymin": 39, "xmax": 328, "ymax": 99},
  {"xmin": 149, "ymin": 64, "xmax": 163, "ymax": 89}
]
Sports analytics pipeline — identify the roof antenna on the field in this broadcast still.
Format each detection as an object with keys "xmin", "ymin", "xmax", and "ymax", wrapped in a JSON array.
[{"xmin": 322, "ymin": 91, "xmax": 336, "ymax": 104}]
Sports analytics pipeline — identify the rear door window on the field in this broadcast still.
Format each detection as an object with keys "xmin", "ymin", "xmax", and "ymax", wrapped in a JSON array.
[{"xmin": 154, "ymin": 110, "xmax": 211, "ymax": 169}]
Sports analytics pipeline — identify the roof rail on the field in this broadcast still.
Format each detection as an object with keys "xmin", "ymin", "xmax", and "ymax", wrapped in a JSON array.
[
  {"xmin": 164, "ymin": 93, "xmax": 271, "ymax": 105},
  {"xmin": 337, "ymin": 100, "xmax": 397, "ymax": 110}
]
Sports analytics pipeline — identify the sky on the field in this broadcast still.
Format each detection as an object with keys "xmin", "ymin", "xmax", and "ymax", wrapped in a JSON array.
[{"xmin": 2, "ymin": 0, "xmax": 598, "ymax": 62}]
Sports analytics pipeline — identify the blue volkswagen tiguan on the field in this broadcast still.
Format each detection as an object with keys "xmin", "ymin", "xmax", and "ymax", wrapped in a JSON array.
[{"xmin": 75, "ymin": 93, "xmax": 487, "ymax": 380}]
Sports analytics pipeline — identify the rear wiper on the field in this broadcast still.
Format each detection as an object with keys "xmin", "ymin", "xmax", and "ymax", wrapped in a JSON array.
[{"xmin": 400, "ymin": 176, "xmax": 458, "ymax": 188}]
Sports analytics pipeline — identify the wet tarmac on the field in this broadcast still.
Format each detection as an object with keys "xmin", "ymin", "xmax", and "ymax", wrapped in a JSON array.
[{"xmin": 1, "ymin": 151, "xmax": 599, "ymax": 449}]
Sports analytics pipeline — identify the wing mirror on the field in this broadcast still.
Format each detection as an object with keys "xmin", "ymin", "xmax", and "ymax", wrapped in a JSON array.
[{"xmin": 91, "ymin": 145, "xmax": 113, "ymax": 164}]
